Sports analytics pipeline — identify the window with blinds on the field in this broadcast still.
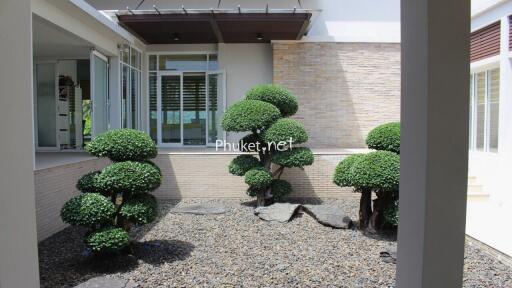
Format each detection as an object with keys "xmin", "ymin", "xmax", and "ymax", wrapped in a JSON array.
[{"xmin": 469, "ymin": 68, "xmax": 500, "ymax": 152}]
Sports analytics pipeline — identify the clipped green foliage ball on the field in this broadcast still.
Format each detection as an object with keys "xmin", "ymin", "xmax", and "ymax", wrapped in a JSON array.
[
  {"xmin": 87, "ymin": 129, "xmax": 157, "ymax": 162},
  {"xmin": 350, "ymin": 151, "xmax": 400, "ymax": 191},
  {"xmin": 384, "ymin": 199, "xmax": 399, "ymax": 226},
  {"xmin": 245, "ymin": 84, "xmax": 298, "ymax": 117},
  {"xmin": 263, "ymin": 118, "xmax": 308, "ymax": 145},
  {"xmin": 228, "ymin": 155, "xmax": 262, "ymax": 176},
  {"xmin": 366, "ymin": 122, "xmax": 400, "ymax": 154},
  {"xmin": 61, "ymin": 193, "xmax": 115, "ymax": 226},
  {"xmin": 271, "ymin": 179, "xmax": 292, "ymax": 202},
  {"xmin": 333, "ymin": 154, "xmax": 365, "ymax": 187},
  {"xmin": 272, "ymin": 147, "xmax": 314, "ymax": 168},
  {"xmin": 76, "ymin": 170, "xmax": 102, "ymax": 193},
  {"xmin": 120, "ymin": 194, "xmax": 158, "ymax": 225},
  {"xmin": 244, "ymin": 168, "xmax": 273, "ymax": 189},
  {"xmin": 86, "ymin": 227, "xmax": 130, "ymax": 253},
  {"xmin": 96, "ymin": 161, "xmax": 161, "ymax": 194},
  {"xmin": 221, "ymin": 100, "xmax": 281, "ymax": 132},
  {"xmin": 239, "ymin": 133, "xmax": 265, "ymax": 152}
]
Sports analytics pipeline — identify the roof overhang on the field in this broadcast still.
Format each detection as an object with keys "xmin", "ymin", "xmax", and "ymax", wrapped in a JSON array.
[{"xmin": 107, "ymin": 8, "xmax": 318, "ymax": 44}]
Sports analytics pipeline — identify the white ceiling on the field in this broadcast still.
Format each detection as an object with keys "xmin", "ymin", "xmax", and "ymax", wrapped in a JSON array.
[{"xmin": 33, "ymin": 15, "xmax": 92, "ymax": 59}]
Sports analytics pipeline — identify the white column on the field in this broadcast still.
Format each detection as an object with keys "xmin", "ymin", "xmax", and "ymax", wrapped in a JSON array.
[
  {"xmin": 0, "ymin": 0, "xmax": 41, "ymax": 287},
  {"xmin": 397, "ymin": 0, "xmax": 470, "ymax": 287}
]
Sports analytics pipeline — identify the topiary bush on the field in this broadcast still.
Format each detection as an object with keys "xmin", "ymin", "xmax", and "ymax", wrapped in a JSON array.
[
  {"xmin": 222, "ymin": 84, "xmax": 314, "ymax": 207},
  {"xmin": 366, "ymin": 122, "xmax": 400, "ymax": 154},
  {"xmin": 86, "ymin": 227, "xmax": 130, "ymax": 253},
  {"xmin": 228, "ymin": 155, "xmax": 262, "ymax": 176},
  {"xmin": 245, "ymin": 84, "xmax": 298, "ymax": 117},
  {"xmin": 333, "ymin": 122, "xmax": 400, "ymax": 232},
  {"xmin": 61, "ymin": 129, "xmax": 162, "ymax": 254},
  {"xmin": 86, "ymin": 129, "xmax": 158, "ymax": 162}
]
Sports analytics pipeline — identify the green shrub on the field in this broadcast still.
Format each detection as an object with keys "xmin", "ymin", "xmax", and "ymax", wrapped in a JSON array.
[
  {"xmin": 244, "ymin": 168, "xmax": 273, "ymax": 189},
  {"xmin": 384, "ymin": 199, "xmax": 399, "ymax": 226},
  {"xmin": 245, "ymin": 84, "xmax": 298, "ymax": 117},
  {"xmin": 76, "ymin": 170, "xmax": 102, "ymax": 193},
  {"xmin": 86, "ymin": 129, "xmax": 157, "ymax": 162},
  {"xmin": 120, "ymin": 194, "xmax": 158, "ymax": 225},
  {"xmin": 86, "ymin": 227, "xmax": 130, "ymax": 253},
  {"xmin": 239, "ymin": 133, "xmax": 265, "ymax": 152},
  {"xmin": 271, "ymin": 179, "xmax": 292, "ymax": 202},
  {"xmin": 228, "ymin": 155, "xmax": 262, "ymax": 176},
  {"xmin": 221, "ymin": 100, "xmax": 281, "ymax": 132},
  {"xmin": 350, "ymin": 151, "xmax": 400, "ymax": 191},
  {"xmin": 366, "ymin": 122, "xmax": 400, "ymax": 154},
  {"xmin": 272, "ymin": 147, "xmax": 314, "ymax": 168},
  {"xmin": 96, "ymin": 161, "xmax": 161, "ymax": 194},
  {"xmin": 263, "ymin": 118, "xmax": 308, "ymax": 145},
  {"xmin": 333, "ymin": 154, "xmax": 364, "ymax": 187},
  {"xmin": 61, "ymin": 193, "xmax": 115, "ymax": 226}
]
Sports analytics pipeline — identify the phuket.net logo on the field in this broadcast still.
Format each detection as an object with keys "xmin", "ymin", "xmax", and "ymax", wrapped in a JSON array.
[{"xmin": 215, "ymin": 138, "xmax": 294, "ymax": 152}]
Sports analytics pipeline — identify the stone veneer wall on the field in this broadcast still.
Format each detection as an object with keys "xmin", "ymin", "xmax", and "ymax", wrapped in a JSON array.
[
  {"xmin": 34, "ymin": 158, "xmax": 109, "ymax": 241},
  {"xmin": 273, "ymin": 42, "xmax": 401, "ymax": 148}
]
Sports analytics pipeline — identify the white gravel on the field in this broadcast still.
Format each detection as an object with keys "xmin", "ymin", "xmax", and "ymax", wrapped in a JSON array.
[{"xmin": 38, "ymin": 198, "xmax": 512, "ymax": 288}]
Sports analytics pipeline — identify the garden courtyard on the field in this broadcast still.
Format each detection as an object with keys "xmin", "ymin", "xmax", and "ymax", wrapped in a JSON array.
[{"xmin": 39, "ymin": 198, "xmax": 512, "ymax": 288}]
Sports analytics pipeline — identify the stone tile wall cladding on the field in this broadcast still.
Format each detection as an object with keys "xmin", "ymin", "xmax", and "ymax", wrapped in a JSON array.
[
  {"xmin": 153, "ymin": 153, "xmax": 356, "ymax": 199},
  {"xmin": 273, "ymin": 42, "xmax": 401, "ymax": 148},
  {"xmin": 34, "ymin": 158, "xmax": 109, "ymax": 241}
]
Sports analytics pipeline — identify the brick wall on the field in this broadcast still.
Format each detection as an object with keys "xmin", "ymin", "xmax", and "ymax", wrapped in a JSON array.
[
  {"xmin": 273, "ymin": 42, "xmax": 401, "ymax": 148},
  {"xmin": 34, "ymin": 158, "xmax": 109, "ymax": 241},
  {"xmin": 153, "ymin": 152, "xmax": 356, "ymax": 199}
]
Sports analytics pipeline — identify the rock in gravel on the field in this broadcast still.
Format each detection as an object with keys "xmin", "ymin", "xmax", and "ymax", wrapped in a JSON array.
[
  {"xmin": 254, "ymin": 203, "xmax": 301, "ymax": 222},
  {"xmin": 302, "ymin": 204, "xmax": 353, "ymax": 229},
  {"xmin": 170, "ymin": 204, "xmax": 227, "ymax": 215},
  {"xmin": 380, "ymin": 246, "xmax": 397, "ymax": 264},
  {"xmin": 73, "ymin": 276, "xmax": 138, "ymax": 288}
]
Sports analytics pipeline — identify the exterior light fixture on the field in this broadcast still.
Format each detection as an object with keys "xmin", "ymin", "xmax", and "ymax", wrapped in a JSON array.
[
  {"xmin": 257, "ymin": 33, "xmax": 263, "ymax": 40},
  {"xmin": 172, "ymin": 33, "xmax": 180, "ymax": 41}
]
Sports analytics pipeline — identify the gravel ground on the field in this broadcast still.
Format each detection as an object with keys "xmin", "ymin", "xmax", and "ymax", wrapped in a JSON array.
[{"xmin": 38, "ymin": 198, "xmax": 512, "ymax": 288}]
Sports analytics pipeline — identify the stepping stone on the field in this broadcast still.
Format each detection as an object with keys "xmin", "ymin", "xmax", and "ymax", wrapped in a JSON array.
[
  {"xmin": 254, "ymin": 203, "xmax": 301, "ymax": 222},
  {"xmin": 74, "ymin": 276, "xmax": 138, "ymax": 288},
  {"xmin": 170, "ymin": 204, "xmax": 227, "ymax": 215},
  {"xmin": 302, "ymin": 204, "xmax": 353, "ymax": 229}
]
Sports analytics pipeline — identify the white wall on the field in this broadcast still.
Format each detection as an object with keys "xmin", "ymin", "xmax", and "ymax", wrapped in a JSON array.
[
  {"xmin": 218, "ymin": 43, "xmax": 273, "ymax": 142},
  {"xmin": 0, "ymin": 0, "xmax": 41, "ymax": 287}
]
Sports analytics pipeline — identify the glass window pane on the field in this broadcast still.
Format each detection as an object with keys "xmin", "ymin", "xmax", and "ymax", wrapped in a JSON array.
[
  {"xmin": 36, "ymin": 63, "xmax": 57, "ymax": 147},
  {"xmin": 149, "ymin": 72, "xmax": 157, "ymax": 142},
  {"xmin": 130, "ymin": 69, "xmax": 139, "ymax": 129},
  {"xmin": 121, "ymin": 64, "xmax": 129, "ymax": 128},
  {"xmin": 489, "ymin": 68, "xmax": 499, "ymax": 152},
  {"xmin": 208, "ymin": 73, "xmax": 224, "ymax": 144},
  {"xmin": 208, "ymin": 54, "xmax": 218, "ymax": 70},
  {"xmin": 476, "ymin": 72, "xmax": 486, "ymax": 151},
  {"xmin": 130, "ymin": 47, "xmax": 140, "ymax": 69},
  {"xmin": 149, "ymin": 55, "xmax": 157, "ymax": 71},
  {"xmin": 161, "ymin": 75, "xmax": 181, "ymax": 143},
  {"xmin": 92, "ymin": 55, "xmax": 109, "ymax": 136},
  {"xmin": 121, "ymin": 44, "xmax": 129, "ymax": 64},
  {"xmin": 159, "ymin": 54, "xmax": 207, "ymax": 71},
  {"xmin": 183, "ymin": 73, "xmax": 206, "ymax": 145}
]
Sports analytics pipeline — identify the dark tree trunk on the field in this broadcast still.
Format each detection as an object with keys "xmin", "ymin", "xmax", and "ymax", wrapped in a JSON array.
[
  {"xmin": 256, "ymin": 193, "xmax": 266, "ymax": 207},
  {"xmin": 359, "ymin": 188, "xmax": 372, "ymax": 229},
  {"xmin": 368, "ymin": 190, "xmax": 391, "ymax": 233}
]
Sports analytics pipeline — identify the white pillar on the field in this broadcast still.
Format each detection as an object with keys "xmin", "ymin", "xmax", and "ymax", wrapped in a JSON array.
[
  {"xmin": 397, "ymin": 0, "xmax": 470, "ymax": 287},
  {"xmin": 0, "ymin": 0, "xmax": 41, "ymax": 287}
]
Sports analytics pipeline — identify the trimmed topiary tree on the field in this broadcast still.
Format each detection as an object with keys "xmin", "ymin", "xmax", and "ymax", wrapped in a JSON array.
[
  {"xmin": 333, "ymin": 122, "xmax": 400, "ymax": 231},
  {"xmin": 61, "ymin": 129, "xmax": 162, "ymax": 254},
  {"xmin": 222, "ymin": 84, "xmax": 313, "ymax": 207}
]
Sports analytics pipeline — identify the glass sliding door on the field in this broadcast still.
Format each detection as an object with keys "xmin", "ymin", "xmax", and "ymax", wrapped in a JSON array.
[
  {"xmin": 159, "ymin": 74, "xmax": 181, "ymax": 145},
  {"xmin": 183, "ymin": 73, "xmax": 207, "ymax": 146},
  {"xmin": 34, "ymin": 63, "xmax": 57, "ymax": 149},
  {"xmin": 207, "ymin": 71, "xmax": 225, "ymax": 146},
  {"xmin": 91, "ymin": 51, "xmax": 109, "ymax": 137}
]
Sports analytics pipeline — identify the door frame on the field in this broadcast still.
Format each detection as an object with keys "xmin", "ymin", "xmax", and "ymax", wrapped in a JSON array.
[{"xmin": 206, "ymin": 70, "xmax": 226, "ymax": 147}]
